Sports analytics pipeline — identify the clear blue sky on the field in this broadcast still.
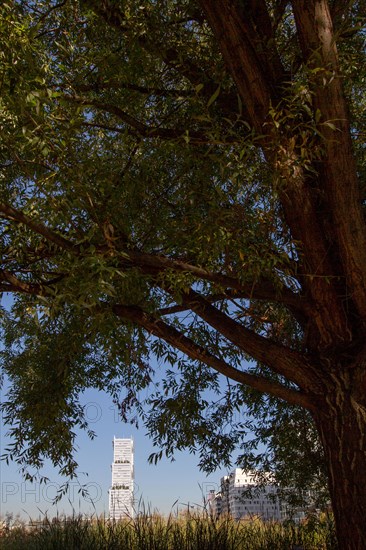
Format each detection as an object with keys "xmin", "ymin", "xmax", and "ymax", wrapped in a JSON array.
[
  {"xmin": 1, "ymin": 385, "xmax": 228, "ymax": 520},
  {"xmin": 0, "ymin": 293, "xmax": 233, "ymax": 521}
]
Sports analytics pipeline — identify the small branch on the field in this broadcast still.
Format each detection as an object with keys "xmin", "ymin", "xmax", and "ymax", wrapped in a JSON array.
[
  {"xmin": 0, "ymin": 202, "xmax": 78, "ymax": 253},
  {"xmin": 0, "ymin": 270, "xmax": 42, "ymax": 295},
  {"xmin": 71, "ymin": 96, "xmax": 147, "ymax": 133},
  {"xmin": 330, "ymin": 0, "xmax": 354, "ymax": 27},
  {"xmin": 81, "ymin": 120, "xmax": 229, "ymax": 144},
  {"xmin": 66, "ymin": 95, "xmax": 236, "ymax": 144},
  {"xmin": 37, "ymin": 1, "xmax": 67, "ymax": 23},
  {"xmin": 159, "ymin": 291, "xmax": 291, "ymax": 322},
  {"xmin": 122, "ymin": 249, "xmax": 305, "ymax": 311},
  {"xmin": 159, "ymin": 290, "xmax": 246, "ymax": 316},
  {"xmin": 69, "ymin": 80, "xmax": 192, "ymax": 98},
  {"xmin": 272, "ymin": 0, "xmax": 289, "ymax": 33}
]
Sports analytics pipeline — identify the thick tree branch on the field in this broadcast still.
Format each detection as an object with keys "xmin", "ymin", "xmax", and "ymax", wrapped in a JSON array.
[
  {"xmin": 240, "ymin": 0, "xmax": 285, "ymax": 84},
  {"xmin": 1, "ymin": 201, "xmax": 307, "ymax": 317},
  {"xmin": 112, "ymin": 302, "xmax": 315, "ymax": 410},
  {"xmin": 198, "ymin": 0, "xmax": 274, "ymax": 132},
  {"xmin": 277, "ymin": 159, "xmax": 350, "ymax": 346},
  {"xmin": 179, "ymin": 289, "xmax": 322, "ymax": 394}
]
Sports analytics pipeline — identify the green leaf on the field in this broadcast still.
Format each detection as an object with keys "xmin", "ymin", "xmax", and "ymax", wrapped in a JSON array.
[{"xmin": 207, "ymin": 85, "xmax": 221, "ymax": 107}]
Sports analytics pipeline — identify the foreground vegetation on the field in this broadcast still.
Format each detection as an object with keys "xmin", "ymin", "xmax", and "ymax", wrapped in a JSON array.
[{"xmin": 1, "ymin": 512, "xmax": 337, "ymax": 550}]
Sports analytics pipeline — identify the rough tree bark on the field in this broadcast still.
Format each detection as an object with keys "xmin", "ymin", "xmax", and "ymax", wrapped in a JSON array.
[{"xmin": 313, "ymin": 373, "xmax": 366, "ymax": 550}]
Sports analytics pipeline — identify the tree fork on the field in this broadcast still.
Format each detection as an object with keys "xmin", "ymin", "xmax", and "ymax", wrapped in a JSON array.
[{"xmin": 198, "ymin": 0, "xmax": 350, "ymax": 345}]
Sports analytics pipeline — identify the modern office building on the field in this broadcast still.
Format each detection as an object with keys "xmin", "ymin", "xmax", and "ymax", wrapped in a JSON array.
[
  {"xmin": 109, "ymin": 437, "xmax": 134, "ymax": 520},
  {"xmin": 208, "ymin": 469, "xmax": 282, "ymax": 521}
]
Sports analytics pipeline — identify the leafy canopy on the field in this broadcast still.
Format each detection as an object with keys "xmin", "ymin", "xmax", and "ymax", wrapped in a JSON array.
[{"xmin": 0, "ymin": 0, "xmax": 365, "ymax": 503}]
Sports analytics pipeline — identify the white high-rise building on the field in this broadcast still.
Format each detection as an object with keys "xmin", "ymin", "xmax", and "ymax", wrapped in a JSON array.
[
  {"xmin": 109, "ymin": 437, "xmax": 134, "ymax": 520},
  {"xmin": 208, "ymin": 469, "xmax": 282, "ymax": 521}
]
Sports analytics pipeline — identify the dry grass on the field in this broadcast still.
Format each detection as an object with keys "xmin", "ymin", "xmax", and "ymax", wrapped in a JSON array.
[{"xmin": 1, "ymin": 510, "xmax": 336, "ymax": 550}]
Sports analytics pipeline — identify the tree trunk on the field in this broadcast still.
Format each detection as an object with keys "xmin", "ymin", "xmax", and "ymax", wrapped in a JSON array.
[{"xmin": 314, "ymin": 379, "xmax": 366, "ymax": 550}]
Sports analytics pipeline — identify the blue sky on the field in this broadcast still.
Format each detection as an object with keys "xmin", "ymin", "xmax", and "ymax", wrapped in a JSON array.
[
  {"xmin": 1, "ymin": 384, "xmax": 228, "ymax": 520},
  {"xmin": 0, "ymin": 293, "xmax": 233, "ymax": 520}
]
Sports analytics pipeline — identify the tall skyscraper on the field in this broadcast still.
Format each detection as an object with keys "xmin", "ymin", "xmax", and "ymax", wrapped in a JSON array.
[{"xmin": 109, "ymin": 437, "xmax": 134, "ymax": 519}]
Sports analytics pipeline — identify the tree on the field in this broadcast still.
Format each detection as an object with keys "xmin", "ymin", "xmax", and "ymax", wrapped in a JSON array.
[{"xmin": 1, "ymin": 1, "xmax": 365, "ymax": 546}]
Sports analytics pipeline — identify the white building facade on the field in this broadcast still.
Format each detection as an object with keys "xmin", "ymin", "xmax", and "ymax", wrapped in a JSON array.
[
  {"xmin": 208, "ymin": 469, "xmax": 282, "ymax": 521},
  {"xmin": 109, "ymin": 437, "xmax": 134, "ymax": 520}
]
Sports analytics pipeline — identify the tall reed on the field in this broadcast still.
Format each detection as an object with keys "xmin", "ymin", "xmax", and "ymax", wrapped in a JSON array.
[{"xmin": 0, "ymin": 509, "xmax": 336, "ymax": 549}]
